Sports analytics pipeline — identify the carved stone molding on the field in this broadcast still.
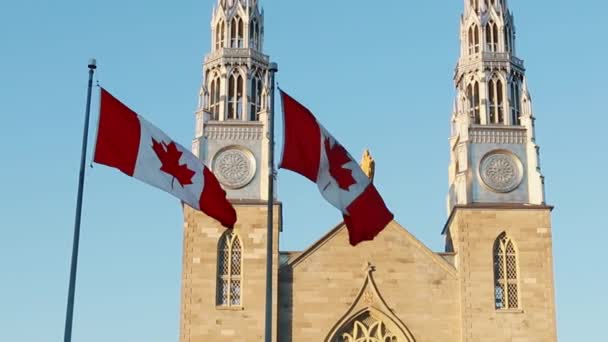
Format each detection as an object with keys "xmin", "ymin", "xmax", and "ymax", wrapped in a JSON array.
[
  {"xmin": 325, "ymin": 265, "xmax": 415, "ymax": 342},
  {"xmin": 470, "ymin": 126, "xmax": 527, "ymax": 144},
  {"xmin": 479, "ymin": 151, "xmax": 523, "ymax": 193},
  {"xmin": 204, "ymin": 124, "xmax": 263, "ymax": 141},
  {"xmin": 212, "ymin": 146, "xmax": 256, "ymax": 189},
  {"xmin": 204, "ymin": 48, "xmax": 270, "ymax": 70}
]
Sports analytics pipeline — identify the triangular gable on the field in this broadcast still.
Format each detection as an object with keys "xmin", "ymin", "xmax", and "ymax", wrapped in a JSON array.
[
  {"xmin": 324, "ymin": 264, "xmax": 416, "ymax": 341},
  {"xmin": 285, "ymin": 220, "xmax": 457, "ymax": 277}
]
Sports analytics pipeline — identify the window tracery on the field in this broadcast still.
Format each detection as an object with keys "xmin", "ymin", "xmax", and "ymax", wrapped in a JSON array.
[
  {"xmin": 217, "ymin": 231, "xmax": 242, "ymax": 307},
  {"xmin": 228, "ymin": 70, "xmax": 244, "ymax": 120},
  {"xmin": 468, "ymin": 24, "xmax": 480, "ymax": 54},
  {"xmin": 486, "ymin": 21, "xmax": 498, "ymax": 52},
  {"xmin": 250, "ymin": 19, "xmax": 260, "ymax": 49},
  {"xmin": 488, "ymin": 77, "xmax": 504, "ymax": 124},
  {"xmin": 249, "ymin": 71, "xmax": 263, "ymax": 121},
  {"xmin": 208, "ymin": 75, "xmax": 221, "ymax": 120},
  {"xmin": 230, "ymin": 16, "xmax": 244, "ymax": 48},
  {"xmin": 215, "ymin": 20, "xmax": 225, "ymax": 50},
  {"xmin": 339, "ymin": 313, "xmax": 399, "ymax": 342},
  {"xmin": 467, "ymin": 81, "xmax": 481, "ymax": 124},
  {"xmin": 510, "ymin": 78, "xmax": 521, "ymax": 125},
  {"xmin": 494, "ymin": 232, "xmax": 520, "ymax": 310}
]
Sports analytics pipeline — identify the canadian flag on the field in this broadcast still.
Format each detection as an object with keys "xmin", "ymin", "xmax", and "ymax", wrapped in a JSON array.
[
  {"xmin": 93, "ymin": 88, "xmax": 237, "ymax": 229},
  {"xmin": 279, "ymin": 91, "xmax": 393, "ymax": 245}
]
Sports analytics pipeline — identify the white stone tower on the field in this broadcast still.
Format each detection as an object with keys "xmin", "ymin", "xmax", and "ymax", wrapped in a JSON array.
[
  {"xmin": 193, "ymin": 0, "xmax": 272, "ymax": 200},
  {"xmin": 447, "ymin": 0, "xmax": 545, "ymax": 212}
]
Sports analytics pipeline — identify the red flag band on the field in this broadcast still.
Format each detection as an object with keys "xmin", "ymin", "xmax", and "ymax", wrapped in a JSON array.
[
  {"xmin": 94, "ymin": 88, "xmax": 237, "ymax": 229},
  {"xmin": 279, "ymin": 90, "xmax": 393, "ymax": 245}
]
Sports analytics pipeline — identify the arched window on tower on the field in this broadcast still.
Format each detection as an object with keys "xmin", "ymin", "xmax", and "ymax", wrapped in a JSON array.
[
  {"xmin": 486, "ymin": 22, "xmax": 498, "ymax": 52},
  {"xmin": 468, "ymin": 24, "xmax": 480, "ymax": 55},
  {"xmin": 488, "ymin": 79, "xmax": 496, "ymax": 123},
  {"xmin": 504, "ymin": 25, "xmax": 510, "ymax": 53},
  {"xmin": 217, "ymin": 231, "xmax": 243, "ymax": 307},
  {"xmin": 467, "ymin": 81, "xmax": 481, "ymax": 124},
  {"xmin": 488, "ymin": 77, "xmax": 504, "ymax": 124},
  {"xmin": 215, "ymin": 20, "xmax": 225, "ymax": 50},
  {"xmin": 470, "ymin": 0, "xmax": 480, "ymax": 13},
  {"xmin": 504, "ymin": 25, "xmax": 512, "ymax": 53},
  {"xmin": 208, "ymin": 76, "xmax": 221, "ymax": 120},
  {"xmin": 238, "ymin": 18, "xmax": 244, "ymax": 48},
  {"xmin": 511, "ymin": 78, "xmax": 521, "ymax": 125},
  {"xmin": 228, "ymin": 70, "xmax": 244, "ymax": 120},
  {"xmin": 250, "ymin": 19, "xmax": 259, "ymax": 49},
  {"xmin": 249, "ymin": 72, "xmax": 263, "ymax": 121},
  {"xmin": 230, "ymin": 16, "xmax": 244, "ymax": 48},
  {"xmin": 493, "ymin": 233, "xmax": 520, "ymax": 310},
  {"xmin": 207, "ymin": 75, "xmax": 220, "ymax": 120}
]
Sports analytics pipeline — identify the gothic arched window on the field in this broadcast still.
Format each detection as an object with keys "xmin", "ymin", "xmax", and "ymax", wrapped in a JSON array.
[
  {"xmin": 488, "ymin": 78, "xmax": 504, "ymax": 124},
  {"xmin": 504, "ymin": 25, "xmax": 512, "ymax": 53},
  {"xmin": 510, "ymin": 78, "xmax": 521, "ymax": 125},
  {"xmin": 493, "ymin": 233, "xmax": 520, "ymax": 310},
  {"xmin": 467, "ymin": 81, "xmax": 481, "ymax": 124},
  {"xmin": 208, "ymin": 76, "xmax": 221, "ymax": 120},
  {"xmin": 470, "ymin": 0, "xmax": 480, "ymax": 13},
  {"xmin": 249, "ymin": 72, "xmax": 263, "ymax": 121},
  {"xmin": 215, "ymin": 20, "xmax": 225, "ymax": 50},
  {"xmin": 217, "ymin": 231, "xmax": 243, "ymax": 307},
  {"xmin": 486, "ymin": 22, "xmax": 498, "ymax": 52},
  {"xmin": 230, "ymin": 16, "xmax": 244, "ymax": 48},
  {"xmin": 468, "ymin": 24, "xmax": 480, "ymax": 54},
  {"xmin": 228, "ymin": 71, "xmax": 244, "ymax": 120},
  {"xmin": 496, "ymin": 79, "xmax": 504, "ymax": 123},
  {"xmin": 250, "ymin": 19, "xmax": 259, "ymax": 49}
]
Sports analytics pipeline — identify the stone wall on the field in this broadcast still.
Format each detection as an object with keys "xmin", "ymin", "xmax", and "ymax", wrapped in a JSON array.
[
  {"xmin": 180, "ymin": 203, "xmax": 281, "ymax": 342},
  {"xmin": 278, "ymin": 222, "xmax": 461, "ymax": 341},
  {"xmin": 446, "ymin": 206, "xmax": 557, "ymax": 342}
]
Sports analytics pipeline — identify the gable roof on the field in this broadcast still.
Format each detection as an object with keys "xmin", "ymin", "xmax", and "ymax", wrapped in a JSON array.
[{"xmin": 284, "ymin": 219, "xmax": 457, "ymax": 277}]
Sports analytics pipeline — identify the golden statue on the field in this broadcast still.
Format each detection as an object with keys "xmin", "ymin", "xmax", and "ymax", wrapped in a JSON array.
[{"xmin": 360, "ymin": 149, "xmax": 375, "ymax": 182}]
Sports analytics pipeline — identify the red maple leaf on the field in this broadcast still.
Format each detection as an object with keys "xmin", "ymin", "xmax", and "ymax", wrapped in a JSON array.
[
  {"xmin": 324, "ymin": 137, "xmax": 357, "ymax": 191},
  {"xmin": 151, "ymin": 139, "xmax": 196, "ymax": 188}
]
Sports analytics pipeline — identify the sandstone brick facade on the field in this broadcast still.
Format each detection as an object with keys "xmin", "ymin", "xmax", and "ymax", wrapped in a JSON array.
[
  {"xmin": 180, "ymin": 203, "xmax": 281, "ymax": 342},
  {"xmin": 446, "ymin": 206, "xmax": 557, "ymax": 342},
  {"xmin": 182, "ymin": 1, "xmax": 558, "ymax": 340},
  {"xmin": 180, "ymin": 204, "xmax": 557, "ymax": 341}
]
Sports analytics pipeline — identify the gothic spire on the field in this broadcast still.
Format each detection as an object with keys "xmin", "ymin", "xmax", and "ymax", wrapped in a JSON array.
[
  {"xmin": 192, "ymin": 0, "xmax": 272, "ymax": 200},
  {"xmin": 447, "ymin": 0, "xmax": 545, "ymax": 213}
]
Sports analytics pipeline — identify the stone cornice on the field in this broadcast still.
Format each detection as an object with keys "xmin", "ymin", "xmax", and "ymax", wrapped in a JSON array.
[
  {"xmin": 442, "ymin": 203, "xmax": 554, "ymax": 235},
  {"xmin": 204, "ymin": 121, "xmax": 264, "ymax": 140},
  {"xmin": 204, "ymin": 48, "xmax": 269, "ymax": 67},
  {"xmin": 455, "ymin": 52, "xmax": 525, "ymax": 82},
  {"xmin": 469, "ymin": 125, "xmax": 527, "ymax": 144}
]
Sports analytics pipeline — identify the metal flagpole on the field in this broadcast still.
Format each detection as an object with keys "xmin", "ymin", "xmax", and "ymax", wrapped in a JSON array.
[
  {"xmin": 63, "ymin": 59, "xmax": 97, "ymax": 342},
  {"xmin": 265, "ymin": 62, "xmax": 278, "ymax": 342}
]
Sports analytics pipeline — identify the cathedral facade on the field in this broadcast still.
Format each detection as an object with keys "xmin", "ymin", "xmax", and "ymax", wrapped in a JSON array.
[{"xmin": 180, "ymin": 0, "xmax": 558, "ymax": 341}]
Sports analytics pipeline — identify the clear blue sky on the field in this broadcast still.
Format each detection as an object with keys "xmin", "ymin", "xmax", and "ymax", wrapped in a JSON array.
[{"xmin": 1, "ymin": 0, "xmax": 606, "ymax": 341}]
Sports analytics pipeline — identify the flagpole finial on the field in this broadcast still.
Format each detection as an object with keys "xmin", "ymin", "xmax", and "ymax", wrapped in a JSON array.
[
  {"xmin": 88, "ymin": 58, "xmax": 97, "ymax": 70},
  {"xmin": 269, "ymin": 62, "xmax": 278, "ymax": 73}
]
